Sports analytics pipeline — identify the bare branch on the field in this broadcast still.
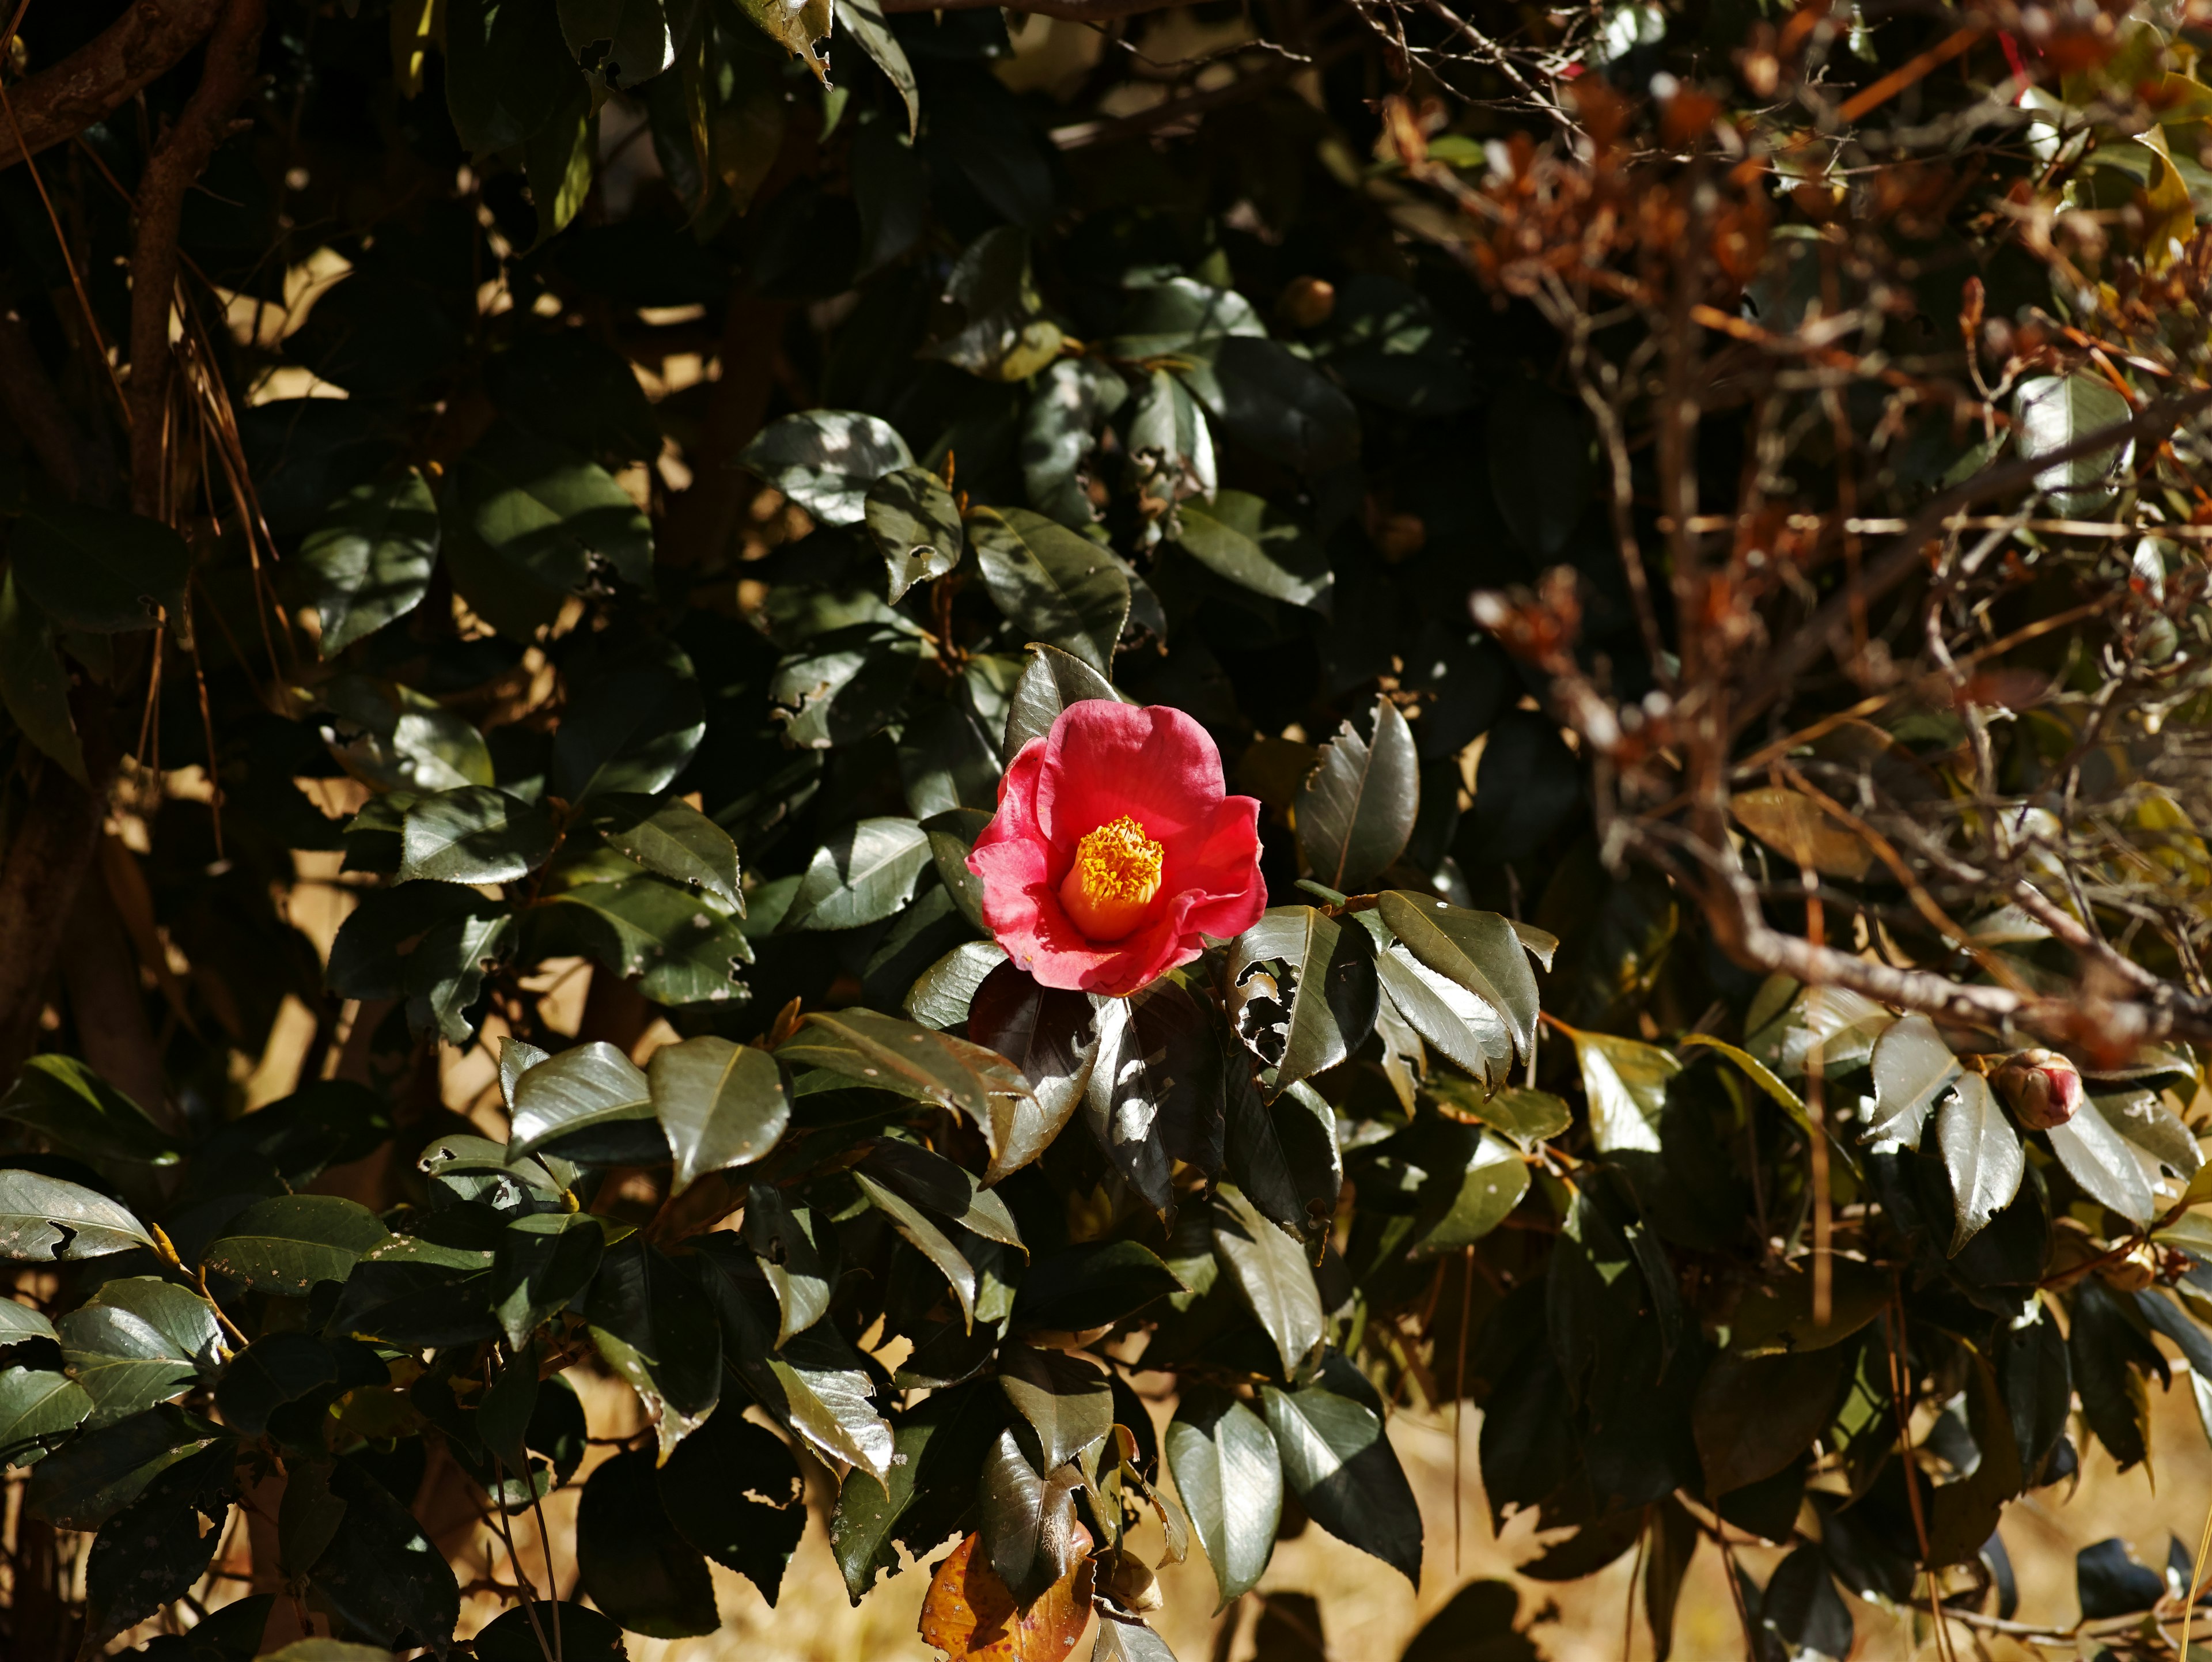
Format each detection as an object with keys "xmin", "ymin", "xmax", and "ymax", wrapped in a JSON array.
[{"xmin": 0, "ymin": 0, "xmax": 227, "ymax": 173}]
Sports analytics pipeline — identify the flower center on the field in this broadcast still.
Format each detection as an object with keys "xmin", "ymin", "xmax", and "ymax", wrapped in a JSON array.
[{"xmin": 1058, "ymin": 815, "xmax": 1163, "ymax": 942}]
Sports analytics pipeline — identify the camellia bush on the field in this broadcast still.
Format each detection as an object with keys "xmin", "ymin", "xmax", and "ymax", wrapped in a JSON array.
[{"xmin": 15, "ymin": 0, "xmax": 2212, "ymax": 1657}]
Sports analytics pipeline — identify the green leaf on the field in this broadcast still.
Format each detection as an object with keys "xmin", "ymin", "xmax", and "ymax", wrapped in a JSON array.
[
  {"xmin": 405, "ymin": 907, "xmax": 515, "ymax": 1044},
  {"xmin": 779, "ymin": 1008, "xmax": 1032, "ymax": 1138},
  {"xmin": 2097, "ymin": 1088, "xmax": 2202, "ymax": 1178},
  {"xmin": 1260, "ymin": 1356, "xmax": 1421, "ymax": 1583},
  {"xmin": 659, "ymin": 1411, "xmax": 807, "ymax": 1606},
  {"xmin": 830, "ymin": 1379, "xmax": 1003, "ymax": 1603},
  {"xmin": 1181, "ymin": 336, "xmax": 1359, "ymax": 475},
  {"xmin": 1213, "ymin": 1184, "xmax": 1323, "ymax": 1378},
  {"xmin": 203, "ymin": 1196, "xmax": 393, "ymax": 1294},
  {"xmin": 836, "ymin": 0, "xmax": 918, "ymax": 136},
  {"xmin": 399, "ymin": 786, "xmax": 556, "ymax": 884},
  {"xmin": 490, "ymin": 1210, "xmax": 605, "ymax": 1348},
  {"xmin": 1166, "ymin": 1386, "xmax": 1282, "ymax": 1608},
  {"xmin": 304, "ymin": 1457, "xmax": 461, "ymax": 1649},
  {"xmin": 1086, "ymin": 979, "xmax": 1225, "ymax": 1218},
  {"xmin": 556, "ymin": 0, "xmax": 679, "ymax": 86},
  {"xmin": 741, "ymin": 410, "xmax": 911, "ymax": 525},
  {"xmin": 297, "ymin": 471, "xmax": 440, "ymax": 655},
  {"xmin": 2014, "ymin": 372, "xmax": 2133, "ymax": 516},
  {"xmin": 1374, "ymin": 942, "xmax": 1514, "ymax": 1091},
  {"xmin": 59, "ymin": 1279, "xmax": 221, "ymax": 1428},
  {"xmin": 1021, "ymin": 357, "xmax": 1127, "ymax": 529},
  {"xmin": 11, "ymin": 505, "xmax": 190, "ymax": 633},
  {"xmin": 1427, "ymin": 1079, "xmax": 1570, "ymax": 1151},
  {"xmin": 0, "ymin": 1366, "xmax": 92, "ymax": 1464},
  {"xmin": 1126, "ymin": 366, "xmax": 1217, "ymax": 505},
  {"xmin": 999, "ymin": 642, "xmax": 1124, "ymax": 763},
  {"xmin": 1864, "ymin": 1015, "xmax": 1959, "ymax": 1147},
  {"xmin": 474, "ymin": 1604, "xmax": 625, "ymax": 1662},
  {"xmin": 998, "ymin": 1343, "xmax": 1112, "ymax": 1470},
  {"xmin": 328, "ymin": 881, "xmax": 504, "ymax": 1001},
  {"xmin": 1935, "ymin": 1072, "xmax": 2025, "ymax": 1254},
  {"xmin": 523, "ymin": 85, "xmax": 596, "ymax": 245},
  {"xmin": 445, "ymin": 0, "xmax": 580, "ymax": 152},
  {"xmin": 694, "ymin": 1243, "xmax": 896, "ymax": 1485},
  {"xmin": 770, "ymin": 623, "xmax": 922, "ymax": 750},
  {"xmin": 578, "ymin": 1445, "xmax": 721, "ymax": 1637},
  {"xmin": 1229, "ymin": 906, "xmax": 1380, "ymax": 1096},
  {"xmin": 966, "ymin": 960, "xmax": 1098, "ymax": 1183},
  {"xmin": 906, "ymin": 940, "xmax": 1007, "ymax": 1029},
  {"xmin": 779, "ymin": 815, "xmax": 931, "ymax": 932},
  {"xmin": 866, "ymin": 465, "xmax": 961, "ymax": 603},
  {"xmin": 447, "ymin": 421, "xmax": 653, "ymax": 636},
  {"xmin": 923, "ymin": 228, "xmax": 1065, "ymax": 381},
  {"xmin": 969, "ymin": 505, "xmax": 1130, "ymax": 676},
  {"xmin": 1296, "ymin": 698, "xmax": 1417, "ymax": 893},
  {"xmin": 476, "ymin": 1339, "xmax": 538, "ymax": 1477},
  {"xmin": 551, "ymin": 874, "xmax": 751, "ymax": 1008},
  {"xmin": 598, "ymin": 794, "xmax": 743, "ymax": 911},
  {"xmin": 1562, "ymin": 1023, "xmax": 1680, "ymax": 1154},
  {"xmin": 1, "ymin": 1055, "xmax": 180, "ymax": 1168},
  {"xmin": 1692, "ymin": 1348, "xmax": 1850, "ymax": 1497},
  {"xmin": 2070, "ymin": 1277, "xmax": 2154, "ymax": 1470},
  {"xmin": 898, "ymin": 700, "xmax": 1002, "ymax": 821},
  {"xmin": 733, "ymin": 0, "xmax": 830, "ymax": 73},
  {"xmin": 1224, "ymin": 1067, "xmax": 1341, "ymax": 1249},
  {"xmin": 585, "ymin": 1241, "xmax": 723, "ymax": 1456},
  {"xmin": 1376, "ymin": 891, "xmax": 1541, "ymax": 1059},
  {"xmin": 0, "ymin": 1301, "xmax": 55, "ymax": 1344},
  {"xmin": 1013, "ymin": 1240, "xmax": 1185, "ymax": 1334},
  {"xmin": 853, "ymin": 1166, "xmax": 979, "ymax": 1330},
  {"xmin": 550, "ymin": 648, "xmax": 704, "ymax": 805},
  {"xmin": 1407, "ymin": 1129, "xmax": 1529, "ymax": 1258},
  {"xmin": 0, "ymin": 572, "xmax": 85, "ymax": 781},
  {"xmin": 215, "ymin": 1332, "xmax": 346, "ymax": 1437},
  {"xmin": 84, "ymin": 1438, "xmax": 237, "ymax": 1641},
  {"xmin": 509, "ymin": 1040, "xmax": 659, "ymax": 1163},
  {"xmin": 2046, "ymin": 1096, "xmax": 2158, "ymax": 1225},
  {"xmin": 1175, "ymin": 491, "xmax": 1331, "ymax": 611},
  {"xmin": 1725, "ymin": 1259, "xmax": 1889, "ymax": 1356},
  {"xmin": 24, "ymin": 1405, "xmax": 220, "ymax": 1520},
  {"xmin": 0, "ymin": 1169, "xmax": 153, "ymax": 1259},
  {"xmin": 922, "ymin": 807, "xmax": 993, "ymax": 929},
  {"xmin": 649, "ymin": 1035, "xmax": 790, "ymax": 1193},
  {"xmin": 744, "ymin": 1186, "xmax": 836, "ymax": 1346}
]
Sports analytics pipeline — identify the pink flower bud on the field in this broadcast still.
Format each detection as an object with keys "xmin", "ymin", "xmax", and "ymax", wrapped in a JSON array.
[{"xmin": 1992, "ymin": 1048, "xmax": 2084, "ymax": 1130}]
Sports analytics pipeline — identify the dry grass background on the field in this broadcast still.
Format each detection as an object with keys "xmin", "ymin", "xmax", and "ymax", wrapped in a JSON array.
[{"xmin": 441, "ymin": 1350, "xmax": 2212, "ymax": 1662}]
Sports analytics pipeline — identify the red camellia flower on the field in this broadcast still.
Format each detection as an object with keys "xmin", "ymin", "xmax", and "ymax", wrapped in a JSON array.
[{"xmin": 967, "ymin": 700, "xmax": 1266, "ymax": 997}]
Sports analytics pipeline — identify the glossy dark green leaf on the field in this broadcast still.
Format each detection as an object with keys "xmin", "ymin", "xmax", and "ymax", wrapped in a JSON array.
[
  {"xmin": 1224, "ymin": 1061, "xmax": 1340, "ymax": 1250},
  {"xmin": 779, "ymin": 1008, "xmax": 1032, "ymax": 1137},
  {"xmin": 1296, "ymin": 698, "xmax": 1417, "ymax": 894},
  {"xmin": 1261, "ymin": 1357, "xmax": 1422, "ymax": 1584},
  {"xmin": 693, "ymin": 1243, "xmax": 895, "ymax": 1485},
  {"xmin": 649, "ymin": 1035, "xmax": 789, "ymax": 1194},
  {"xmin": 297, "ymin": 471, "xmax": 440, "ymax": 655},
  {"xmin": 744, "ymin": 1186, "xmax": 836, "ymax": 1346},
  {"xmin": 1936, "ymin": 1072, "xmax": 2025, "ymax": 1254},
  {"xmin": 551, "ymin": 875, "xmax": 751, "ymax": 1011},
  {"xmin": 921, "ymin": 807, "xmax": 992, "ymax": 930},
  {"xmin": 2069, "ymin": 1277, "xmax": 2156, "ymax": 1470},
  {"xmin": 1864, "ymin": 1014, "xmax": 1959, "ymax": 1148},
  {"xmin": 597, "ymin": 795, "xmax": 743, "ymax": 911},
  {"xmin": 1760, "ymin": 1544, "xmax": 1854, "ymax": 1662},
  {"xmin": 1212, "ymin": 1184, "xmax": 1323, "ymax": 1379},
  {"xmin": 966, "ymin": 959, "xmax": 1097, "ymax": 1184},
  {"xmin": 218, "ymin": 1332, "xmax": 345, "ymax": 1437},
  {"xmin": 2014, "ymin": 372, "xmax": 2132, "ymax": 516},
  {"xmin": 578, "ymin": 1446, "xmax": 720, "ymax": 1637},
  {"xmin": 449, "ymin": 421, "xmax": 653, "ymax": 618},
  {"xmin": 1183, "ymin": 336, "xmax": 1358, "ymax": 475},
  {"xmin": 1376, "ymin": 891, "xmax": 1541, "ymax": 1060},
  {"xmin": 405, "ymin": 906, "xmax": 515, "ymax": 1044},
  {"xmin": 1165, "ymin": 1386, "xmax": 1281, "ymax": 1607},
  {"xmin": 472, "ymin": 1602, "xmax": 628, "ymax": 1662},
  {"xmin": 2096, "ymin": 1088, "xmax": 2201, "ymax": 1176},
  {"xmin": 1001, "ymin": 642, "xmax": 1124, "ymax": 760},
  {"xmin": 1407, "ymin": 1129, "xmax": 1528, "ymax": 1259},
  {"xmin": 327, "ymin": 880, "xmax": 500, "ymax": 1001},
  {"xmin": 23, "ymin": 1405, "xmax": 218, "ymax": 1521},
  {"xmin": 59, "ymin": 1280, "xmax": 219, "ymax": 1428},
  {"xmin": 557, "ymin": 0, "xmax": 678, "ymax": 85},
  {"xmin": 0, "ymin": 571, "xmax": 86, "ymax": 781},
  {"xmin": 306, "ymin": 1457, "xmax": 462, "ymax": 1649},
  {"xmin": 1402, "ymin": 1578, "xmax": 1535, "ymax": 1662},
  {"xmin": 1014, "ymin": 1240, "xmax": 1184, "ymax": 1334},
  {"xmin": 491, "ymin": 1211, "xmax": 605, "ymax": 1349},
  {"xmin": 1021, "ymin": 357, "xmax": 1127, "ymax": 529},
  {"xmin": 969, "ymin": 505, "xmax": 1130, "ymax": 676},
  {"xmin": 203, "ymin": 1195, "xmax": 393, "ymax": 1295},
  {"xmin": 1, "ymin": 1055, "xmax": 180, "ymax": 1168},
  {"xmin": 866, "ymin": 465, "xmax": 963, "ymax": 601},
  {"xmin": 584, "ymin": 1240, "xmax": 722, "ymax": 1456},
  {"xmin": 0, "ymin": 1169, "xmax": 153, "ymax": 1259},
  {"xmin": 445, "ymin": 0, "xmax": 580, "ymax": 152},
  {"xmin": 2077, "ymin": 1536, "xmax": 2165, "ymax": 1619},
  {"xmin": 923, "ymin": 228, "xmax": 1064, "ymax": 381},
  {"xmin": 1174, "ymin": 491, "xmax": 1331, "ymax": 611},
  {"xmin": 12, "ymin": 504, "xmax": 190, "ymax": 633},
  {"xmin": 84, "ymin": 1439, "xmax": 236, "ymax": 1641},
  {"xmin": 860, "ymin": 1138, "xmax": 1022, "ymax": 1249},
  {"xmin": 998, "ymin": 1344, "xmax": 1112, "ymax": 1471},
  {"xmin": 836, "ymin": 0, "xmax": 918, "ymax": 135},
  {"xmin": 659, "ymin": 1410, "xmax": 807, "ymax": 1606},
  {"xmin": 2046, "ymin": 1094, "xmax": 2157, "ymax": 1225},
  {"xmin": 0, "ymin": 1365, "xmax": 92, "ymax": 1464},
  {"xmin": 854, "ymin": 1167, "xmax": 978, "ymax": 1330},
  {"xmin": 976, "ymin": 1425, "xmax": 1083, "ymax": 1603},
  {"xmin": 1228, "ymin": 906, "xmax": 1378, "ymax": 1095},
  {"xmin": 1429, "ymin": 1079, "xmax": 1570, "ymax": 1151},
  {"xmin": 550, "ymin": 650, "xmax": 704, "ymax": 806},
  {"xmin": 779, "ymin": 816, "xmax": 931, "ymax": 932},
  {"xmin": 906, "ymin": 940, "xmax": 1007, "ymax": 1030},
  {"xmin": 1692, "ymin": 1347, "xmax": 1847, "ymax": 1497},
  {"xmin": 399, "ymin": 786, "xmax": 556, "ymax": 884},
  {"xmin": 0, "ymin": 1300, "xmax": 55, "ymax": 1343},
  {"xmin": 509, "ymin": 1040, "xmax": 657, "ymax": 1162},
  {"xmin": 830, "ymin": 1378, "xmax": 1003, "ymax": 1603},
  {"xmin": 1085, "ymin": 979, "xmax": 1224, "ymax": 1219},
  {"xmin": 1374, "ymin": 942, "xmax": 1514, "ymax": 1092},
  {"xmin": 741, "ymin": 410, "xmax": 912, "ymax": 525},
  {"xmin": 1092, "ymin": 1615, "xmax": 1180, "ymax": 1661}
]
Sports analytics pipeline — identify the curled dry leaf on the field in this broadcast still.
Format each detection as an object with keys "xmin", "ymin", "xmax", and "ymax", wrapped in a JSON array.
[{"xmin": 919, "ymin": 1525, "xmax": 1096, "ymax": 1661}]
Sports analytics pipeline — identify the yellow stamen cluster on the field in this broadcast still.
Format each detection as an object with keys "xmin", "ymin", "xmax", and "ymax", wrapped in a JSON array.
[{"xmin": 1059, "ymin": 815, "xmax": 1164, "ymax": 942}]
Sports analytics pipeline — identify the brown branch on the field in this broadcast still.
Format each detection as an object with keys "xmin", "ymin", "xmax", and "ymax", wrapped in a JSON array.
[
  {"xmin": 1733, "ymin": 388, "xmax": 2212, "ymax": 734},
  {"xmin": 128, "ymin": 0, "xmax": 264, "ymax": 516},
  {"xmin": 0, "ymin": 0, "xmax": 227, "ymax": 172}
]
